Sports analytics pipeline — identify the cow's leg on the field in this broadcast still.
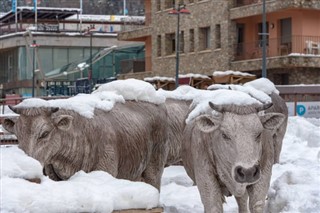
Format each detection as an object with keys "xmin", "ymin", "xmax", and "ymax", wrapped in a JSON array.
[
  {"xmin": 235, "ymin": 191, "xmax": 249, "ymax": 213},
  {"xmin": 194, "ymin": 164, "xmax": 223, "ymax": 213},
  {"xmin": 96, "ymin": 144, "xmax": 118, "ymax": 177},
  {"xmin": 142, "ymin": 139, "xmax": 168, "ymax": 191},
  {"xmin": 247, "ymin": 131, "xmax": 275, "ymax": 213}
]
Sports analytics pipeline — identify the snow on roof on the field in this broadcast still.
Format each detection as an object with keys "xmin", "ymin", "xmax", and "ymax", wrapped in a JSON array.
[
  {"xmin": 67, "ymin": 14, "xmax": 144, "ymax": 22},
  {"xmin": 1, "ymin": 146, "xmax": 159, "ymax": 212},
  {"xmin": 213, "ymin": 70, "xmax": 255, "ymax": 77},
  {"xmin": 180, "ymin": 73, "xmax": 210, "ymax": 79},
  {"xmin": 144, "ymin": 76, "xmax": 175, "ymax": 82},
  {"xmin": 93, "ymin": 78, "xmax": 166, "ymax": 105}
]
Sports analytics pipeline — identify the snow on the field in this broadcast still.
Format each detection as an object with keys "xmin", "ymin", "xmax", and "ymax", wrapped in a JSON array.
[
  {"xmin": 1, "ymin": 78, "xmax": 320, "ymax": 212},
  {"xmin": 1, "ymin": 116, "xmax": 319, "ymax": 212},
  {"xmin": 93, "ymin": 78, "xmax": 166, "ymax": 105},
  {"xmin": 14, "ymin": 92, "xmax": 125, "ymax": 118},
  {"xmin": 13, "ymin": 79, "xmax": 166, "ymax": 118},
  {"xmin": 212, "ymin": 70, "xmax": 256, "ymax": 77}
]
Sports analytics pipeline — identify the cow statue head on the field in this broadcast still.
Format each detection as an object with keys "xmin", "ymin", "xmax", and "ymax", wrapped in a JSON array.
[
  {"xmin": 195, "ymin": 101, "xmax": 285, "ymax": 196},
  {"xmin": 3, "ymin": 106, "xmax": 74, "ymax": 181}
]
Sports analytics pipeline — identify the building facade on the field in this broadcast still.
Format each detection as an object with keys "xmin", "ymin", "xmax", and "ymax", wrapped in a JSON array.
[
  {"xmin": 0, "ymin": 7, "xmax": 144, "ymax": 97},
  {"xmin": 118, "ymin": 0, "xmax": 320, "ymax": 85}
]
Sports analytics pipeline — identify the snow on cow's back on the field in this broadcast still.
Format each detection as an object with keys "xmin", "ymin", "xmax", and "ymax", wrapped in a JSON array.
[
  {"xmin": 93, "ymin": 78, "xmax": 166, "ymax": 105},
  {"xmin": 13, "ymin": 79, "xmax": 166, "ymax": 118},
  {"xmin": 14, "ymin": 91, "xmax": 125, "ymax": 118}
]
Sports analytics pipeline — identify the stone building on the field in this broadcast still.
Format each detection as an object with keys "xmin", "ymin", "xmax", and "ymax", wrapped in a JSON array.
[{"xmin": 118, "ymin": 0, "xmax": 320, "ymax": 85}]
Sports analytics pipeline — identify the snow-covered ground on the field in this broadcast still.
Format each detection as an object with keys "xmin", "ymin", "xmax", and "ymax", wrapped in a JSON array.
[{"xmin": 1, "ymin": 116, "xmax": 319, "ymax": 213}]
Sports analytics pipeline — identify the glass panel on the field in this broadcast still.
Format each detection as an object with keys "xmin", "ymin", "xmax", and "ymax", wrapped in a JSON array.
[
  {"xmin": 38, "ymin": 48, "xmax": 53, "ymax": 74},
  {"xmin": 53, "ymin": 48, "xmax": 68, "ymax": 70}
]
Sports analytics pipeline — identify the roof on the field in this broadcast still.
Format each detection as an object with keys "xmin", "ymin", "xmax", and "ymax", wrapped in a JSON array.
[
  {"xmin": 276, "ymin": 85, "xmax": 320, "ymax": 94},
  {"xmin": 0, "ymin": 7, "xmax": 80, "ymax": 24}
]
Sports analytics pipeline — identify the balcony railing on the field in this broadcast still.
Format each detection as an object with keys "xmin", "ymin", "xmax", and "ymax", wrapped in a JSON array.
[
  {"xmin": 233, "ymin": 35, "xmax": 320, "ymax": 61},
  {"xmin": 233, "ymin": 0, "xmax": 270, "ymax": 7},
  {"xmin": 120, "ymin": 13, "xmax": 150, "ymax": 32}
]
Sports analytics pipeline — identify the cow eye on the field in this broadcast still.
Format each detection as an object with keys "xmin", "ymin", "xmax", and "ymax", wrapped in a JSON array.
[
  {"xmin": 256, "ymin": 133, "xmax": 262, "ymax": 141},
  {"xmin": 39, "ymin": 131, "xmax": 50, "ymax": 140},
  {"xmin": 222, "ymin": 133, "xmax": 230, "ymax": 140}
]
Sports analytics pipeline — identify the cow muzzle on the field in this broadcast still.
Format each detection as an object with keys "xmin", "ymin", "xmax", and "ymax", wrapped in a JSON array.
[{"xmin": 234, "ymin": 165, "xmax": 260, "ymax": 184}]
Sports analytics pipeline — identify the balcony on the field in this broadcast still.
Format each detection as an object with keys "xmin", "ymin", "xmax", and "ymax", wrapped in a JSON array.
[
  {"xmin": 118, "ymin": 12, "xmax": 151, "ymax": 41},
  {"xmin": 233, "ymin": 0, "xmax": 264, "ymax": 7},
  {"xmin": 234, "ymin": 35, "xmax": 320, "ymax": 61}
]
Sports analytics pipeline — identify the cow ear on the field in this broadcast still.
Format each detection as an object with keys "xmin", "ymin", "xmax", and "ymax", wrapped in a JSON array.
[
  {"xmin": 2, "ymin": 118, "xmax": 17, "ymax": 134},
  {"xmin": 260, "ymin": 113, "xmax": 285, "ymax": 130},
  {"xmin": 195, "ymin": 115, "xmax": 220, "ymax": 133},
  {"xmin": 53, "ymin": 115, "xmax": 73, "ymax": 131}
]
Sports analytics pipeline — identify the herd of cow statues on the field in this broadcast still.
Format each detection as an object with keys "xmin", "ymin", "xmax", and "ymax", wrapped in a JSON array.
[{"xmin": 3, "ymin": 78, "xmax": 288, "ymax": 213}]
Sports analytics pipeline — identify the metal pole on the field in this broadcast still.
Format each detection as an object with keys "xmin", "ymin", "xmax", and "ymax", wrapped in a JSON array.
[
  {"xmin": 32, "ymin": 40, "xmax": 36, "ymax": 97},
  {"xmin": 262, "ymin": 0, "xmax": 267, "ymax": 78},
  {"xmin": 90, "ymin": 31, "xmax": 93, "ymax": 80},
  {"xmin": 175, "ymin": 12, "xmax": 180, "ymax": 89},
  {"xmin": 80, "ymin": 0, "xmax": 83, "ymax": 33},
  {"xmin": 123, "ymin": 0, "xmax": 126, "ymax": 16}
]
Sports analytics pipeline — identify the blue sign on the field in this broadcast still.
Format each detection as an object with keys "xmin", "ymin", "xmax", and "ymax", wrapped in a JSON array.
[
  {"xmin": 12, "ymin": 0, "xmax": 16, "ymax": 13},
  {"xmin": 296, "ymin": 105, "xmax": 306, "ymax": 116},
  {"xmin": 33, "ymin": 0, "xmax": 37, "ymax": 11}
]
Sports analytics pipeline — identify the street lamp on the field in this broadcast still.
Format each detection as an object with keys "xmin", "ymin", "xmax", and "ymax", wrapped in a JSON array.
[
  {"xmin": 30, "ymin": 40, "xmax": 38, "ymax": 97},
  {"xmin": 85, "ymin": 25, "xmax": 95, "ymax": 80},
  {"xmin": 169, "ymin": 3, "xmax": 190, "ymax": 88},
  {"xmin": 261, "ymin": 0, "xmax": 267, "ymax": 78}
]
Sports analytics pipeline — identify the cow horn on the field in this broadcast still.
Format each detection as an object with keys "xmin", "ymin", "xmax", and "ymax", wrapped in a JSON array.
[
  {"xmin": 8, "ymin": 105, "xmax": 21, "ymax": 114},
  {"xmin": 209, "ymin": 101, "xmax": 224, "ymax": 113},
  {"xmin": 51, "ymin": 107, "xmax": 59, "ymax": 113},
  {"xmin": 257, "ymin": 103, "xmax": 273, "ymax": 112}
]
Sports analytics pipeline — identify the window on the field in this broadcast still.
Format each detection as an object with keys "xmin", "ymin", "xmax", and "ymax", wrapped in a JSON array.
[
  {"xmin": 199, "ymin": 26, "xmax": 211, "ymax": 50},
  {"xmin": 179, "ymin": 31, "xmax": 185, "ymax": 53},
  {"xmin": 157, "ymin": 35, "xmax": 162, "ymax": 57},
  {"xmin": 165, "ymin": 0, "xmax": 175, "ymax": 9},
  {"xmin": 258, "ymin": 22, "xmax": 269, "ymax": 46},
  {"xmin": 156, "ymin": 1, "xmax": 161, "ymax": 11},
  {"xmin": 189, "ymin": 29, "xmax": 195, "ymax": 52},
  {"xmin": 215, "ymin": 24, "xmax": 221, "ymax": 49},
  {"xmin": 165, "ymin": 33, "xmax": 176, "ymax": 55}
]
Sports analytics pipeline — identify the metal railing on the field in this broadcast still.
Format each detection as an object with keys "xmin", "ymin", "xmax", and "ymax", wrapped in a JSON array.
[
  {"xmin": 233, "ymin": 35, "xmax": 320, "ymax": 61},
  {"xmin": 233, "ymin": 0, "xmax": 268, "ymax": 7}
]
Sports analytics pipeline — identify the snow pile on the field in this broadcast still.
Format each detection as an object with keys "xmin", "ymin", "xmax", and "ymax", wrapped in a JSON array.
[
  {"xmin": 157, "ymin": 85, "xmax": 201, "ymax": 101},
  {"xmin": 266, "ymin": 116, "xmax": 320, "ymax": 212},
  {"xmin": 1, "ymin": 147, "xmax": 159, "ymax": 213},
  {"xmin": 243, "ymin": 78, "xmax": 279, "ymax": 95},
  {"xmin": 0, "ymin": 146, "xmax": 42, "ymax": 179},
  {"xmin": 1, "ymin": 117, "xmax": 320, "ymax": 212},
  {"xmin": 93, "ymin": 78, "xmax": 166, "ymax": 105}
]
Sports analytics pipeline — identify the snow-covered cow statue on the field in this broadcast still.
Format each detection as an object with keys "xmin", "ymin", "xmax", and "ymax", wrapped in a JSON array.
[
  {"xmin": 182, "ymin": 89, "xmax": 288, "ymax": 212},
  {"xmin": 2, "ymin": 79, "xmax": 169, "ymax": 191}
]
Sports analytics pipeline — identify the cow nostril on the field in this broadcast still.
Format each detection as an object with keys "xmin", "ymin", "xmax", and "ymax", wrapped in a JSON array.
[{"xmin": 237, "ymin": 167, "xmax": 245, "ymax": 178}]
